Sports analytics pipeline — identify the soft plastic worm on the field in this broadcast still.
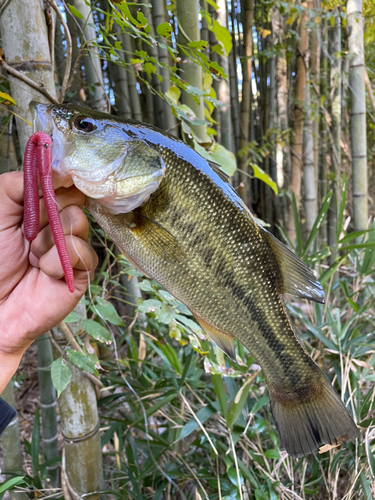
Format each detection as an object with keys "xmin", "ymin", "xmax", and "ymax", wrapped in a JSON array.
[{"xmin": 24, "ymin": 132, "xmax": 75, "ymax": 293}]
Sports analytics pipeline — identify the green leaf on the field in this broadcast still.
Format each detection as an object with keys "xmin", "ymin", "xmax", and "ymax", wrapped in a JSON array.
[
  {"xmin": 205, "ymin": 0, "xmax": 219, "ymax": 10},
  {"xmin": 188, "ymin": 40, "xmax": 207, "ymax": 50},
  {"xmin": 92, "ymin": 302, "xmax": 124, "ymax": 326},
  {"xmin": 157, "ymin": 22, "xmax": 173, "ymax": 38},
  {"xmin": 67, "ymin": 351, "xmax": 98, "ymax": 375},
  {"xmin": 211, "ymin": 19, "xmax": 232, "ymax": 56},
  {"xmin": 63, "ymin": 311, "xmax": 81, "ymax": 323},
  {"xmin": 0, "ymin": 477, "xmax": 26, "ymax": 495},
  {"xmin": 211, "ymin": 374, "xmax": 228, "ymax": 418},
  {"xmin": 178, "ymin": 402, "xmax": 220, "ymax": 440},
  {"xmin": 264, "ymin": 449, "xmax": 280, "ymax": 459},
  {"xmin": 226, "ymin": 376, "xmax": 253, "ymax": 428},
  {"xmin": 302, "ymin": 190, "xmax": 332, "ymax": 257},
  {"xmin": 0, "ymin": 91, "xmax": 16, "ymax": 105},
  {"xmin": 51, "ymin": 357, "xmax": 72, "ymax": 397},
  {"xmin": 249, "ymin": 164, "xmax": 278, "ymax": 195},
  {"xmin": 319, "ymin": 256, "xmax": 346, "ymax": 285},
  {"xmin": 250, "ymin": 396, "xmax": 269, "ymax": 414},
  {"xmin": 165, "ymin": 86, "xmax": 181, "ymax": 105},
  {"xmin": 82, "ymin": 319, "xmax": 112, "ymax": 343},
  {"xmin": 67, "ymin": 3, "xmax": 84, "ymax": 19},
  {"xmin": 194, "ymin": 141, "xmax": 237, "ymax": 176},
  {"xmin": 138, "ymin": 299, "xmax": 162, "ymax": 313}
]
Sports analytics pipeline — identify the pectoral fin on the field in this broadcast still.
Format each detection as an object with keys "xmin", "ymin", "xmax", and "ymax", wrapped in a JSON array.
[
  {"xmin": 263, "ymin": 229, "xmax": 325, "ymax": 303},
  {"xmin": 122, "ymin": 211, "xmax": 185, "ymax": 264},
  {"xmin": 195, "ymin": 315, "xmax": 236, "ymax": 362}
]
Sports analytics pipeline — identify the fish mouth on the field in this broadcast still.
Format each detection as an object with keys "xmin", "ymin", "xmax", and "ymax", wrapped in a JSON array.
[{"xmin": 29, "ymin": 101, "xmax": 75, "ymax": 187}]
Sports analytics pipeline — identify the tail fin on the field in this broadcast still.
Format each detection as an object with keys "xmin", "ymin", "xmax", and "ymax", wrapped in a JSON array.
[{"xmin": 269, "ymin": 376, "xmax": 358, "ymax": 457}]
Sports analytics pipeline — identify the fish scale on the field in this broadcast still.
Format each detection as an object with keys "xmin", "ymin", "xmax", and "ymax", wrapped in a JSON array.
[{"xmin": 30, "ymin": 101, "xmax": 358, "ymax": 457}]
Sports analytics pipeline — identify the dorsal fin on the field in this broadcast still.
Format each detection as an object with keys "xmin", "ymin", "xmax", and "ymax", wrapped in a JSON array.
[
  {"xmin": 262, "ymin": 229, "xmax": 325, "ymax": 304},
  {"xmin": 208, "ymin": 160, "xmax": 231, "ymax": 183}
]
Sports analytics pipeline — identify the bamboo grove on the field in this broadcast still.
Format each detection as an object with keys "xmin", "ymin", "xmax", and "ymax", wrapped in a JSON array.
[{"xmin": 0, "ymin": 0, "xmax": 374, "ymax": 499}]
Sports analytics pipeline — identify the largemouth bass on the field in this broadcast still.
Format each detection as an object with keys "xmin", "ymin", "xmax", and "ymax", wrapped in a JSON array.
[{"xmin": 31, "ymin": 102, "xmax": 358, "ymax": 457}]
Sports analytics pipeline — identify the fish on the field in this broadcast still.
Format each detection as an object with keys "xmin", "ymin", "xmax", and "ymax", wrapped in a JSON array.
[{"xmin": 30, "ymin": 101, "xmax": 358, "ymax": 457}]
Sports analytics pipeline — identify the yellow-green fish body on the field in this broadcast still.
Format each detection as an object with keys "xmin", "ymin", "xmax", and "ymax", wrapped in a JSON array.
[{"xmin": 31, "ymin": 102, "xmax": 358, "ymax": 457}]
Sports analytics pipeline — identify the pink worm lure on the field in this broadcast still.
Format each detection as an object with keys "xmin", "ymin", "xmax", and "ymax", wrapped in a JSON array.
[{"xmin": 24, "ymin": 132, "xmax": 75, "ymax": 293}]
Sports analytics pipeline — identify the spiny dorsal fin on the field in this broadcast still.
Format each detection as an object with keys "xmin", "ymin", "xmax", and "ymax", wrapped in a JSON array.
[
  {"xmin": 121, "ymin": 211, "xmax": 185, "ymax": 264},
  {"xmin": 263, "ymin": 229, "xmax": 325, "ymax": 304},
  {"xmin": 195, "ymin": 315, "xmax": 236, "ymax": 362},
  {"xmin": 208, "ymin": 160, "xmax": 231, "ymax": 183}
]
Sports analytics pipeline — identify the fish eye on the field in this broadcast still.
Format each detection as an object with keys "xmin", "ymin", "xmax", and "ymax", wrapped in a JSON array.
[{"xmin": 73, "ymin": 117, "xmax": 97, "ymax": 133}]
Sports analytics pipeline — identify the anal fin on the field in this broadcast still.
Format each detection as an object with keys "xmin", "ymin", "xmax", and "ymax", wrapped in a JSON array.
[{"xmin": 195, "ymin": 315, "xmax": 236, "ymax": 362}]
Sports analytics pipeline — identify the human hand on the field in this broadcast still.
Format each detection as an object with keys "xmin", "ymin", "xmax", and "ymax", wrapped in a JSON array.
[{"xmin": 0, "ymin": 171, "xmax": 98, "ymax": 392}]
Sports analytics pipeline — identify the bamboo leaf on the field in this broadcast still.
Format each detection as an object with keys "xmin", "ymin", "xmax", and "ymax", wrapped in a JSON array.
[
  {"xmin": 226, "ymin": 375, "xmax": 253, "ymax": 428},
  {"xmin": 211, "ymin": 374, "xmax": 228, "ymax": 418},
  {"xmin": 319, "ymin": 256, "xmax": 346, "ymax": 285},
  {"xmin": 302, "ymin": 190, "xmax": 332, "ymax": 257},
  {"xmin": 0, "ymin": 91, "xmax": 16, "ymax": 105},
  {"xmin": 0, "ymin": 477, "xmax": 25, "ymax": 495},
  {"xmin": 51, "ymin": 357, "xmax": 72, "ymax": 397}
]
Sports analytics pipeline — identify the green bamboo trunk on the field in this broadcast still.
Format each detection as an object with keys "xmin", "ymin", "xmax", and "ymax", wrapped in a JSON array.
[
  {"xmin": 216, "ymin": 0, "xmax": 232, "ymax": 152},
  {"xmin": 111, "ymin": 21, "xmax": 132, "ymax": 119},
  {"xmin": 287, "ymin": 9, "xmax": 308, "ymax": 242},
  {"xmin": 52, "ymin": 305, "xmax": 104, "ymax": 499},
  {"xmin": 37, "ymin": 334, "xmax": 59, "ymax": 487},
  {"xmin": 176, "ymin": 0, "xmax": 208, "ymax": 142},
  {"xmin": 328, "ymin": 13, "xmax": 341, "ymax": 264},
  {"xmin": 238, "ymin": 0, "xmax": 254, "ymax": 206},
  {"xmin": 0, "ymin": 382, "xmax": 28, "ymax": 500},
  {"xmin": 319, "ymin": 20, "xmax": 328, "ymax": 246},
  {"xmin": 347, "ymin": 0, "xmax": 368, "ymax": 232},
  {"xmin": 70, "ymin": 0, "xmax": 107, "ymax": 112},
  {"xmin": 152, "ymin": 0, "xmax": 178, "ymax": 134}
]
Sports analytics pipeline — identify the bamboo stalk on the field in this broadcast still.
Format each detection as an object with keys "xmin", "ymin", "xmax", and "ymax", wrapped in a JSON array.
[
  {"xmin": 37, "ymin": 333, "xmax": 60, "ymax": 487},
  {"xmin": 176, "ymin": 0, "xmax": 208, "ymax": 142},
  {"xmin": 0, "ymin": 382, "xmax": 28, "ymax": 500},
  {"xmin": 238, "ymin": 0, "xmax": 254, "ymax": 206},
  {"xmin": 152, "ymin": 0, "xmax": 178, "ymax": 134},
  {"xmin": 348, "ymin": 0, "xmax": 368, "ymax": 232},
  {"xmin": 52, "ymin": 305, "xmax": 104, "ymax": 499},
  {"xmin": 216, "ymin": 0, "xmax": 232, "ymax": 152},
  {"xmin": 328, "ymin": 12, "xmax": 341, "ymax": 263},
  {"xmin": 319, "ymin": 20, "xmax": 328, "ymax": 246},
  {"xmin": 287, "ymin": 7, "xmax": 308, "ymax": 242},
  {"xmin": 68, "ymin": 0, "xmax": 107, "ymax": 112}
]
